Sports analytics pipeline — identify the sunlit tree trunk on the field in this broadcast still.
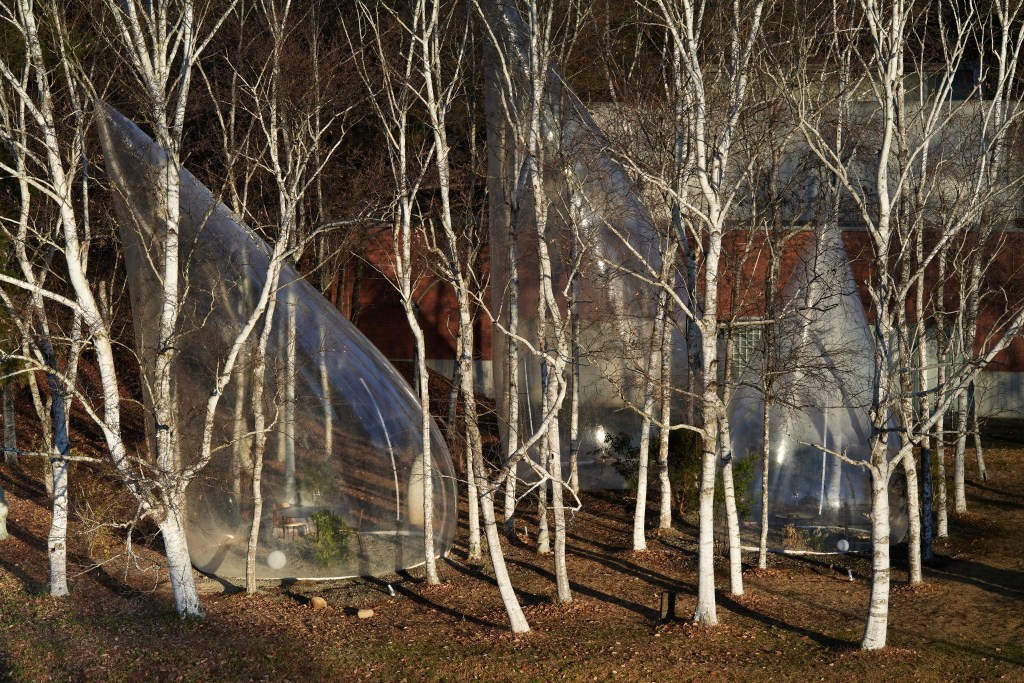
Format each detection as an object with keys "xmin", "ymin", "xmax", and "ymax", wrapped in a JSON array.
[
  {"xmin": 757, "ymin": 400, "xmax": 771, "ymax": 569},
  {"xmin": 0, "ymin": 485, "xmax": 8, "ymax": 540},
  {"xmin": 657, "ymin": 323, "xmax": 673, "ymax": 531},
  {"xmin": 861, "ymin": 459, "xmax": 892, "ymax": 650},
  {"xmin": 935, "ymin": 252, "xmax": 950, "ymax": 538},
  {"xmin": 902, "ymin": 453, "xmax": 922, "ymax": 584},
  {"xmin": 953, "ymin": 390, "xmax": 968, "ymax": 513},
  {"xmin": 160, "ymin": 497, "xmax": 204, "ymax": 619},
  {"xmin": 43, "ymin": 344, "xmax": 71, "ymax": 597},
  {"xmin": 632, "ymin": 378, "xmax": 655, "ymax": 552}
]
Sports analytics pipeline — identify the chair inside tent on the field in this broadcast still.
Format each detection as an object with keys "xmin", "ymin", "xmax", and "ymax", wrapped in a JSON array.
[
  {"xmin": 727, "ymin": 228, "xmax": 907, "ymax": 553},
  {"xmin": 96, "ymin": 103, "xmax": 457, "ymax": 579}
]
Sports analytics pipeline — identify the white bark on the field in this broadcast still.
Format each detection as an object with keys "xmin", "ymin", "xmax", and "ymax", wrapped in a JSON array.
[
  {"xmin": 44, "ymin": 349, "xmax": 71, "ymax": 598},
  {"xmin": 719, "ymin": 416, "xmax": 744, "ymax": 596},
  {"xmin": 413, "ymin": 327, "xmax": 440, "ymax": 585},
  {"xmin": 354, "ymin": 0, "xmax": 440, "ymax": 585},
  {"xmin": 245, "ymin": 275, "xmax": 282, "ymax": 593},
  {"xmin": 0, "ymin": 485, "xmax": 8, "ymax": 540},
  {"xmin": 953, "ymin": 390, "xmax": 968, "ymax": 513},
  {"xmin": 650, "ymin": 0, "xmax": 765, "ymax": 624},
  {"xmin": 861, "ymin": 462, "xmax": 891, "ymax": 650},
  {"xmin": 159, "ymin": 502, "xmax": 205, "ymax": 619},
  {"xmin": 319, "ymin": 352, "xmax": 333, "ymax": 459},
  {"xmin": 694, "ymin": 438, "xmax": 718, "ymax": 625},
  {"xmin": 758, "ymin": 400, "xmax": 771, "ymax": 569},
  {"xmin": 544, "ymin": 364, "xmax": 571, "ymax": 603},
  {"xmin": 474, "ymin": 449, "xmax": 529, "ymax": 632},
  {"xmin": 568, "ymin": 245, "xmax": 581, "ymax": 495},
  {"xmin": 936, "ymin": 412, "xmax": 948, "ymax": 538},
  {"xmin": 657, "ymin": 300, "xmax": 673, "ymax": 531},
  {"xmin": 935, "ymin": 253, "xmax": 950, "ymax": 538},
  {"xmin": 502, "ymin": 247, "xmax": 521, "ymax": 533},
  {"xmin": 632, "ymin": 391, "xmax": 655, "ymax": 551},
  {"xmin": 903, "ymin": 453, "xmax": 922, "ymax": 584},
  {"xmin": 283, "ymin": 290, "xmax": 298, "ymax": 505},
  {"xmin": 462, "ymin": 352, "xmax": 482, "ymax": 563},
  {"xmin": 48, "ymin": 453, "xmax": 69, "ymax": 597}
]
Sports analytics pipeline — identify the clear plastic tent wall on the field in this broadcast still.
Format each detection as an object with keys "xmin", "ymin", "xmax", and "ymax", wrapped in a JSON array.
[
  {"xmin": 96, "ymin": 103, "xmax": 456, "ymax": 579},
  {"xmin": 728, "ymin": 229, "xmax": 907, "ymax": 551},
  {"xmin": 483, "ymin": 1, "xmax": 684, "ymax": 487}
]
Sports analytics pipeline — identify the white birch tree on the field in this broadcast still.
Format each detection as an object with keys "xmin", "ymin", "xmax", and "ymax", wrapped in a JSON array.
[{"xmin": 791, "ymin": 0, "xmax": 1024, "ymax": 648}]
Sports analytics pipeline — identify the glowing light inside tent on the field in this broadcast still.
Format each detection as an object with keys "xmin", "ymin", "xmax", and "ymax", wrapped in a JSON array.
[{"xmin": 267, "ymin": 550, "xmax": 287, "ymax": 569}]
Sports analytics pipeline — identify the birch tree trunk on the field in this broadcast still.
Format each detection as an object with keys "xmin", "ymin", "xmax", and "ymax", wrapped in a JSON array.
[
  {"xmin": 160, "ymin": 500, "xmax": 204, "ymax": 619},
  {"xmin": 473, "ymin": 447, "xmax": 529, "ymax": 632},
  {"xmin": 968, "ymin": 381, "xmax": 986, "ymax": 481},
  {"xmin": 758, "ymin": 400, "xmax": 771, "ymax": 569},
  {"xmin": 719, "ymin": 417, "xmax": 744, "ymax": 596},
  {"xmin": 861, "ymin": 460, "xmax": 891, "ymax": 650},
  {"xmin": 245, "ymin": 282, "xmax": 282, "ymax": 593},
  {"xmin": 412, "ymin": 325, "xmax": 440, "ymax": 585},
  {"xmin": 44, "ymin": 348, "xmax": 71, "ymax": 597},
  {"xmin": 0, "ymin": 485, "xmax": 8, "ymax": 540},
  {"xmin": 657, "ymin": 289, "xmax": 673, "ymax": 530},
  {"xmin": 902, "ymin": 453, "xmax": 922, "ymax": 584},
  {"xmin": 283, "ymin": 291, "xmax": 298, "ymax": 505},
  {"xmin": 935, "ymin": 253, "xmax": 950, "ymax": 538},
  {"xmin": 632, "ymin": 365, "xmax": 656, "ymax": 552},
  {"xmin": 420, "ymin": 0, "xmax": 483, "ymax": 562},
  {"xmin": 651, "ymin": 0, "xmax": 766, "ymax": 624},
  {"xmin": 568, "ymin": 247, "xmax": 581, "ymax": 495},
  {"xmin": 231, "ymin": 360, "xmax": 249, "ymax": 524},
  {"xmin": 535, "ymin": 370, "xmax": 550, "ymax": 555},
  {"xmin": 2, "ymin": 384, "xmax": 15, "ymax": 467},
  {"xmin": 953, "ymin": 391, "xmax": 968, "ymax": 513},
  {"xmin": 502, "ymin": 239, "xmax": 521, "ymax": 534}
]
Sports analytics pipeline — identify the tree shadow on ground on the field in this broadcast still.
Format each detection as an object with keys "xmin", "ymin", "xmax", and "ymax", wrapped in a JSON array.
[
  {"xmin": 3, "ymin": 516, "xmax": 165, "ymax": 608},
  {"xmin": 0, "ymin": 556, "xmax": 44, "ymax": 594},
  {"xmin": 442, "ymin": 557, "xmax": 547, "ymax": 604},
  {"xmin": 928, "ymin": 558, "xmax": 1024, "ymax": 600},
  {"xmin": 966, "ymin": 480, "xmax": 1024, "ymax": 507},
  {"xmin": 0, "ymin": 465, "xmax": 46, "ymax": 499},
  {"xmin": 504, "ymin": 556, "xmax": 656, "ymax": 618},
  {"xmin": 360, "ymin": 571, "xmax": 501, "ymax": 628},
  {"xmin": 717, "ymin": 592, "xmax": 853, "ymax": 650},
  {"xmin": 567, "ymin": 543, "xmax": 696, "ymax": 595}
]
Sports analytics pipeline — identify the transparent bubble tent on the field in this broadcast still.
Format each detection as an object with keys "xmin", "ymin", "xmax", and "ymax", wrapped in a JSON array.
[
  {"xmin": 96, "ymin": 103, "xmax": 457, "ymax": 579},
  {"xmin": 484, "ymin": 1, "xmax": 680, "ymax": 488},
  {"xmin": 727, "ymin": 229, "xmax": 907, "ymax": 551}
]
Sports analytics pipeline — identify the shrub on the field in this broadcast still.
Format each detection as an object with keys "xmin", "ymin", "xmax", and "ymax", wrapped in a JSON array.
[{"xmin": 309, "ymin": 509, "xmax": 353, "ymax": 565}]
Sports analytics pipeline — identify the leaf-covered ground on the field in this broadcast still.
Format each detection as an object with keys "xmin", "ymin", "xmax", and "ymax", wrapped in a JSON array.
[{"xmin": 1, "ymin": 443, "xmax": 1022, "ymax": 682}]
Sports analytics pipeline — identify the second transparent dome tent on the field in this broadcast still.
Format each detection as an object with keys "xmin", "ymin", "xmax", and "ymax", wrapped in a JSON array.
[
  {"xmin": 484, "ymin": 0, "xmax": 680, "ymax": 488},
  {"xmin": 97, "ymin": 103, "xmax": 457, "ymax": 580},
  {"xmin": 728, "ymin": 229, "xmax": 907, "ymax": 553}
]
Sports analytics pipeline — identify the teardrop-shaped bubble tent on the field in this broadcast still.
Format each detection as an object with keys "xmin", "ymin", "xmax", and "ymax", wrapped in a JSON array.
[
  {"xmin": 96, "ymin": 103, "xmax": 456, "ymax": 579},
  {"xmin": 728, "ymin": 229, "xmax": 907, "ymax": 552},
  {"xmin": 483, "ymin": 0, "xmax": 683, "ymax": 488}
]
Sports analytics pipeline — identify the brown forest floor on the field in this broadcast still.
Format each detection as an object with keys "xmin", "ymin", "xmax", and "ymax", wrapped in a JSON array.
[{"xmin": 1, "ymin": 441, "xmax": 1024, "ymax": 682}]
